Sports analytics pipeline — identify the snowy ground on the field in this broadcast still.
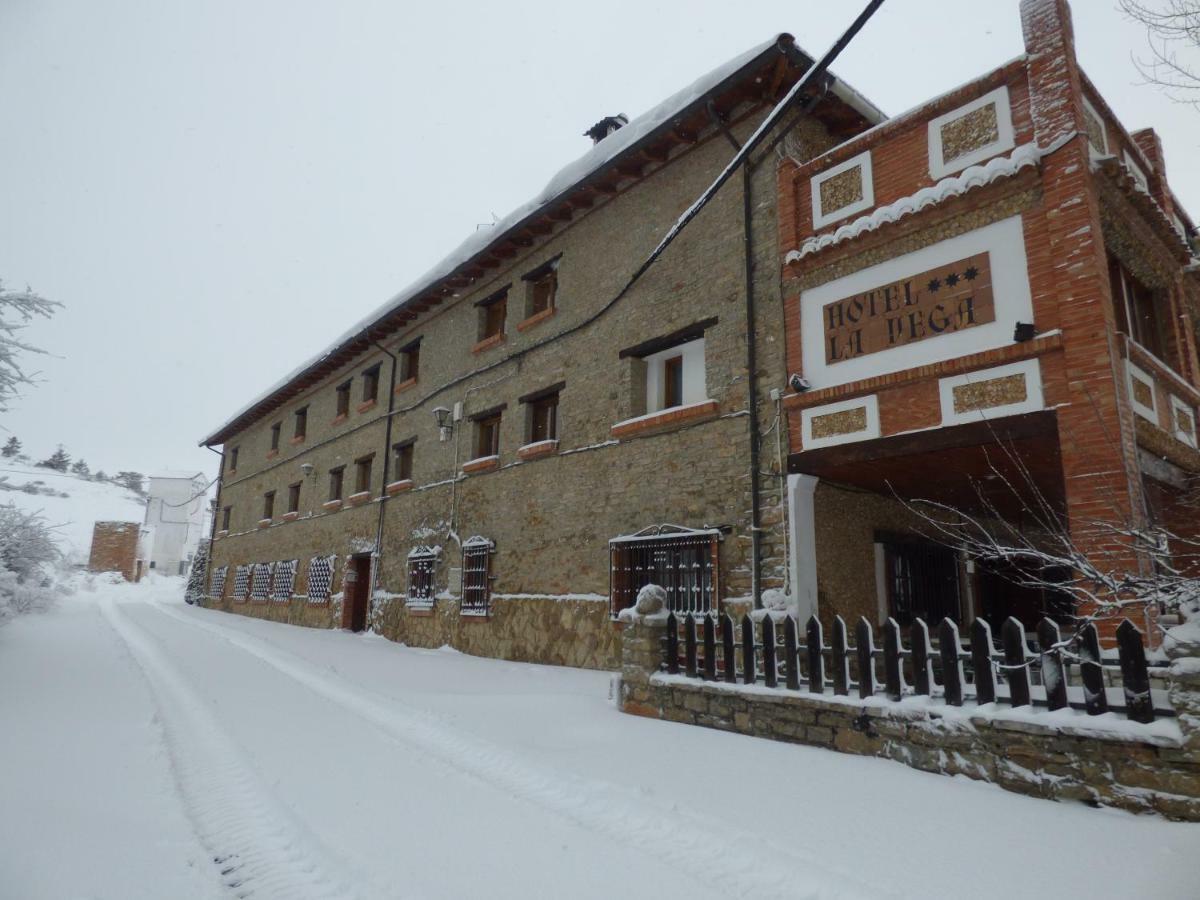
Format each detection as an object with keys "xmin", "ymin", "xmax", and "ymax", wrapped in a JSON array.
[
  {"xmin": 2, "ymin": 579, "xmax": 1197, "ymax": 900},
  {"xmin": 0, "ymin": 461, "xmax": 146, "ymax": 564}
]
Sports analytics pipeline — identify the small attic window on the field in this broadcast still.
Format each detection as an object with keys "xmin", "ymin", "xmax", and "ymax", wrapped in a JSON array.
[{"xmin": 584, "ymin": 114, "xmax": 628, "ymax": 145}]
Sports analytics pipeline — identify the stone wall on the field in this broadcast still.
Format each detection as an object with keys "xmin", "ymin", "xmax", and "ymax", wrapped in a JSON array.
[
  {"xmin": 88, "ymin": 521, "xmax": 141, "ymax": 581},
  {"xmin": 618, "ymin": 612, "xmax": 1200, "ymax": 820}
]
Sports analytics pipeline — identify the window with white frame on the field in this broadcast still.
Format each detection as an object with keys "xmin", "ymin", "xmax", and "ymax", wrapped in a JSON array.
[
  {"xmin": 209, "ymin": 566, "xmax": 228, "ymax": 600},
  {"xmin": 1081, "ymin": 95, "xmax": 1108, "ymax": 156},
  {"xmin": 643, "ymin": 338, "xmax": 706, "ymax": 414},
  {"xmin": 461, "ymin": 537, "xmax": 494, "ymax": 616},
  {"xmin": 271, "ymin": 559, "xmax": 297, "ymax": 602},
  {"xmin": 250, "ymin": 563, "xmax": 272, "ymax": 601},
  {"xmin": 232, "ymin": 564, "xmax": 250, "ymax": 601},
  {"xmin": 307, "ymin": 555, "xmax": 336, "ymax": 604},
  {"xmin": 1171, "ymin": 395, "xmax": 1198, "ymax": 448},
  {"xmin": 407, "ymin": 546, "xmax": 438, "ymax": 609},
  {"xmin": 927, "ymin": 86, "xmax": 1015, "ymax": 180},
  {"xmin": 810, "ymin": 150, "xmax": 874, "ymax": 230}
]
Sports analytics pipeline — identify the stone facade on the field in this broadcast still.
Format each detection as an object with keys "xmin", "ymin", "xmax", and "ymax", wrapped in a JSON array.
[
  {"xmin": 87, "ymin": 521, "xmax": 141, "ymax": 582},
  {"xmin": 619, "ymin": 613, "xmax": 1200, "ymax": 820}
]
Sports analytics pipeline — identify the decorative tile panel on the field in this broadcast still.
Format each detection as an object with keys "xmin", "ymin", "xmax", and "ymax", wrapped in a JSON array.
[
  {"xmin": 811, "ymin": 150, "xmax": 874, "ymax": 229},
  {"xmin": 928, "ymin": 86, "xmax": 1014, "ymax": 179}
]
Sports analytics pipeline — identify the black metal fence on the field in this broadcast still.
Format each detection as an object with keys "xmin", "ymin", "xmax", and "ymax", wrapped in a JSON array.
[{"xmin": 661, "ymin": 612, "xmax": 1171, "ymax": 723}]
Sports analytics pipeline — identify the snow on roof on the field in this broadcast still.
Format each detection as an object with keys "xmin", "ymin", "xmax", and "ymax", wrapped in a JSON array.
[{"xmin": 199, "ymin": 36, "xmax": 884, "ymax": 447}]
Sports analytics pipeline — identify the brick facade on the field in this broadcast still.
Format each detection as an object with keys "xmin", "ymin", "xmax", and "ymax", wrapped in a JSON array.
[{"xmin": 88, "ymin": 521, "xmax": 141, "ymax": 582}]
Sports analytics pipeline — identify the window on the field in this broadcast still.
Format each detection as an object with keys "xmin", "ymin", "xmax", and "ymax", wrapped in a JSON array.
[
  {"xmin": 262, "ymin": 491, "xmax": 275, "ymax": 520},
  {"xmin": 1108, "ymin": 255, "xmax": 1168, "ymax": 362},
  {"xmin": 527, "ymin": 392, "xmax": 559, "ymax": 443},
  {"xmin": 307, "ymin": 555, "xmax": 335, "ymax": 604},
  {"xmin": 523, "ymin": 258, "xmax": 559, "ymax": 318},
  {"xmin": 354, "ymin": 454, "xmax": 374, "ymax": 494},
  {"xmin": 329, "ymin": 466, "xmax": 345, "ymax": 501},
  {"xmin": 232, "ymin": 565, "xmax": 250, "ymax": 601},
  {"xmin": 221, "ymin": 505, "xmax": 231, "ymax": 532},
  {"xmin": 250, "ymin": 563, "xmax": 272, "ymax": 601},
  {"xmin": 879, "ymin": 536, "xmax": 961, "ymax": 626},
  {"xmin": 620, "ymin": 321, "xmax": 713, "ymax": 417},
  {"xmin": 336, "ymin": 380, "xmax": 351, "ymax": 417},
  {"xmin": 609, "ymin": 527, "xmax": 719, "ymax": 617},
  {"xmin": 461, "ymin": 537, "xmax": 494, "ymax": 616},
  {"xmin": 271, "ymin": 559, "xmax": 297, "ymax": 602},
  {"xmin": 399, "ymin": 339, "xmax": 420, "ymax": 382},
  {"xmin": 269, "ymin": 422, "xmax": 281, "ymax": 451},
  {"xmin": 227, "ymin": 447, "xmax": 239, "ymax": 472},
  {"xmin": 208, "ymin": 566, "xmax": 228, "ymax": 599},
  {"xmin": 294, "ymin": 406, "xmax": 308, "ymax": 440},
  {"xmin": 287, "ymin": 482, "xmax": 301, "ymax": 514},
  {"xmin": 362, "ymin": 365, "xmax": 381, "ymax": 403},
  {"xmin": 473, "ymin": 410, "xmax": 502, "ymax": 458},
  {"xmin": 477, "ymin": 288, "xmax": 508, "ymax": 341},
  {"xmin": 663, "ymin": 355, "xmax": 684, "ymax": 409},
  {"xmin": 407, "ymin": 546, "xmax": 437, "ymax": 609},
  {"xmin": 393, "ymin": 439, "xmax": 415, "ymax": 481}
]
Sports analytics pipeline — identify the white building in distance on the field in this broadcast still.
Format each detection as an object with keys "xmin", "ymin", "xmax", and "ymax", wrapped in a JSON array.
[{"xmin": 143, "ymin": 471, "xmax": 209, "ymax": 576}]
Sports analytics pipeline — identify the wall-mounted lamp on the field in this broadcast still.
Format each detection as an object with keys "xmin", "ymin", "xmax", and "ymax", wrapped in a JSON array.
[
  {"xmin": 300, "ymin": 462, "xmax": 314, "ymax": 477},
  {"xmin": 433, "ymin": 406, "xmax": 453, "ymax": 443}
]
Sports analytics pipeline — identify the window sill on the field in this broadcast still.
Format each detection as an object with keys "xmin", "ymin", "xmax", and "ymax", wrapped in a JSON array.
[
  {"xmin": 347, "ymin": 490, "xmax": 372, "ymax": 506},
  {"xmin": 331, "ymin": 413, "xmax": 348, "ymax": 426},
  {"xmin": 517, "ymin": 439, "xmax": 559, "ymax": 461},
  {"xmin": 517, "ymin": 307, "xmax": 556, "ymax": 332},
  {"xmin": 461, "ymin": 609, "xmax": 491, "ymax": 621},
  {"xmin": 257, "ymin": 518, "xmax": 272, "ymax": 529},
  {"xmin": 290, "ymin": 434, "xmax": 306, "ymax": 446},
  {"xmin": 385, "ymin": 479, "xmax": 414, "ymax": 495},
  {"xmin": 357, "ymin": 398, "xmax": 378, "ymax": 414},
  {"xmin": 610, "ymin": 399, "xmax": 720, "ymax": 439},
  {"xmin": 472, "ymin": 333, "xmax": 506, "ymax": 354},
  {"xmin": 282, "ymin": 511, "xmax": 300, "ymax": 522},
  {"xmin": 394, "ymin": 376, "xmax": 418, "ymax": 395},
  {"xmin": 322, "ymin": 499, "xmax": 343, "ymax": 512},
  {"xmin": 462, "ymin": 455, "xmax": 499, "ymax": 474},
  {"xmin": 266, "ymin": 449, "xmax": 279, "ymax": 460}
]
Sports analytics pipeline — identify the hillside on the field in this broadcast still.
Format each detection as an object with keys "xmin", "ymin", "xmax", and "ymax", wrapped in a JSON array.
[{"xmin": 0, "ymin": 462, "xmax": 147, "ymax": 566}]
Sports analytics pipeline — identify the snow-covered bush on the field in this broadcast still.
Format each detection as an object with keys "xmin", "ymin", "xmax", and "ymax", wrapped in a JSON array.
[
  {"xmin": 184, "ymin": 543, "xmax": 209, "ymax": 605},
  {"xmin": 0, "ymin": 502, "xmax": 63, "ymax": 624}
]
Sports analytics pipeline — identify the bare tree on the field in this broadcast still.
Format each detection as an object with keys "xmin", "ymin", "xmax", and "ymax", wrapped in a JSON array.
[
  {"xmin": 0, "ymin": 280, "xmax": 60, "ymax": 412},
  {"xmin": 1120, "ymin": 1, "xmax": 1200, "ymax": 106}
]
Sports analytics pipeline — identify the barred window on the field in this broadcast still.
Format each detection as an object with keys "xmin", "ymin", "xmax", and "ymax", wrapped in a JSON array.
[
  {"xmin": 609, "ymin": 526, "xmax": 719, "ymax": 618},
  {"xmin": 407, "ymin": 547, "xmax": 437, "ymax": 609},
  {"xmin": 232, "ymin": 564, "xmax": 250, "ymax": 601},
  {"xmin": 307, "ymin": 555, "xmax": 336, "ymax": 604},
  {"xmin": 272, "ymin": 559, "xmax": 297, "ymax": 602},
  {"xmin": 209, "ymin": 566, "xmax": 228, "ymax": 599},
  {"xmin": 250, "ymin": 563, "xmax": 272, "ymax": 601},
  {"xmin": 461, "ymin": 536, "xmax": 494, "ymax": 617}
]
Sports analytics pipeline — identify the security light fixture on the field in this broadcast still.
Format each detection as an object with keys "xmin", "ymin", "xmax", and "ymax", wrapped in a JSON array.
[
  {"xmin": 788, "ymin": 373, "xmax": 811, "ymax": 393},
  {"xmin": 300, "ymin": 462, "xmax": 314, "ymax": 477},
  {"xmin": 433, "ymin": 406, "xmax": 453, "ymax": 442},
  {"xmin": 1013, "ymin": 322, "xmax": 1036, "ymax": 343}
]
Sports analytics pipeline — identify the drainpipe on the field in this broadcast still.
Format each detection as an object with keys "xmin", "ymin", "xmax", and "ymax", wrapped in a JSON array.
[
  {"xmin": 373, "ymin": 342, "xmax": 400, "ymax": 599},
  {"xmin": 203, "ymin": 444, "xmax": 224, "ymax": 599}
]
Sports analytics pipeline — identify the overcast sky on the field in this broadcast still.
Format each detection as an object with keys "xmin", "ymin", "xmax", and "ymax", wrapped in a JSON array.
[{"xmin": 2, "ymin": 0, "xmax": 1197, "ymax": 482}]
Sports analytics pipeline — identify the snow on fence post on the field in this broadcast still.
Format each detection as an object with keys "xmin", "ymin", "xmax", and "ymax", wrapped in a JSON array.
[
  {"xmin": 970, "ymin": 619, "xmax": 996, "ymax": 705},
  {"xmin": 831, "ymin": 616, "xmax": 850, "ymax": 696},
  {"xmin": 883, "ymin": 618, "xmax": 903, "ymax": 701},
  {"xmin": 1117, "ymin": 620, "xmax": 1154, "ymax": 724},
  {"xmin": 702, "ymin": 615, "xmax": 717, "ymax": 682},
  {"xmin": 685, "ymin": 614, "xmax": 698, "ymax": 678},
  {"xmin": 855, "ymin": 618, "xmax": 875, "ymax": 699},
  {"xmin": 806, "ymin": 616, "xmax": 824, "ymax": 695},
  {"xmin": 741, "ymin": 614, "xmax": 757, "ymax": 685},
  {"xmin": 762, "ymin": 616, "xmax": 778, "ymax": 688},
  {"xmin": 721, "ymin": 614, "xmax": 737, "ymax": 683},
  {"xmin": 912, "ymin": 618, "xmax": 934, "ymax": 697},
  {"xmin": 1037, "ymin": 618, "xmax": 1068, "ymax": 711},
  {"xmin": 938, "ymin": 619, "xmax": 965, "ymax": 707},
  {"xmin": 1002, "ymin": 617, "xmax": 1032, "ymax": 707},
  {"xmin": 1079, "ymin": 623, "xmax": 1108, "ymax": 715},
  {"xmin": 784, "ymin": 616, "xmax": 801, "ymax": 691}
]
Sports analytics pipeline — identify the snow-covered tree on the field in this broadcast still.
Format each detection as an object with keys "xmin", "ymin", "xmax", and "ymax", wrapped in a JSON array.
[
  {"xmin": 37, "ymin": 445, "xmax": 70, "ymax": 472},
  {"xmin": 0, "ymin": 280, "xmax": 60, "ymax": 412},
  {"xmin": 1, "ymin": 436, "xmax": 19, "ymax": 458},
  {"xmin": 114, "ymin": 471, "xmax": 145, "ymax": 495},
  {"xmin": 70, "ymin": 458, "xmax": 90, "ymax": 477},
  {"xmin": 184, "ymin": 543, "xmax": 210, "ymax": 605},
  {"xmin": 92, "ymin": 469, "xmax": 108, "ymax": 482},
  {"xmin": 0, "ymin": 503, "xmax": 61, "ymax": 623}
]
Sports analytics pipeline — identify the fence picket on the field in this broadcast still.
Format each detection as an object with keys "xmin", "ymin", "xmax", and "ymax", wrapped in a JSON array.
[
  {"xmin": 1116, "ymin": 619, "xmax": 1153, "ymax": 724},
  {"xmin": 938, "ymin": 618, "xmax": 964, "ymax": 707},
  {"xmin": 742, "ymin": 614, "xmax": 756, "ymax": 685},
  {"xmin": 1002, "ymin": 617, "xmax": 1031, "ymax": 708},
  {"xmin": 970, "ymin": 618, "xmax": 996, "ymax": 705},
  {"xmin": 1036, "ymin": 618, "xmax": 1068, "ymax": 711},
  {"xmin": 806, "ymin": 616, "xmax": 824, "ymax": 695},
  {"xmin": 911, "ymin": 618, "xmax": 933, "ymax": 696},
  {"xmin": 702, "ymin": 615, "xmax": 717, "ymax": 681},
  {"xmin": 856, "ymin": 617, "xmax": 876, "ymax": 699},
  {"xmin": 722, "ymin": 614, "xmax": 737, "ymax": 683},
  {"xmin": 784, "ymin": 616, "xmax": 801, "ymax": 691},
  {"xmin": 883, "ymin": 618, "xmax": 903, "ymax": 701},
  {"xmin": 762, "ymin": 616, "xmax": 778, "ymax": 688},
  {"xmin": 665, "ymin": 611, "xmax": 678, "ymax": 673},
  {"xmin": 684, "ymin": 613, "xmax": 697, "ymax": 678},
  {"xmin": 1078, "ymin": 622, "xmax": 1108, "ymax": 715},
  {"xmin": 832, "ymin": 616, "xmax": 850, "ymax": 696}
]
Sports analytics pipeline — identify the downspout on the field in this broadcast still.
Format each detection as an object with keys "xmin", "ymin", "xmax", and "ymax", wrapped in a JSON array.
[
  {"xmin": 203, "ymin": 444, "xmax": 224, "ymax": 600},
  {"xmin": 373, "ymin": 342, "xmax": 400, "ymax": 604}
]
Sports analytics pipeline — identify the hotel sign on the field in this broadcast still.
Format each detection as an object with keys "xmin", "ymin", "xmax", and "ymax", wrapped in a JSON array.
[{"xmin": 822, "ymin": 252, "xmax": 995, "ymax": 363}]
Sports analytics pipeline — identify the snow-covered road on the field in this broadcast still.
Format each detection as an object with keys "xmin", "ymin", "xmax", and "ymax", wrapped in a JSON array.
[{"xmin": 2, "ymin": 580, "xmax": 1198, "ymax": 899}]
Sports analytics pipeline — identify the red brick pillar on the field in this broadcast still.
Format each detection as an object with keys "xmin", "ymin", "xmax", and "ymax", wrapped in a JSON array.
[{"xmin": 1021, "ymin": 0, "xmax": 1152, "ymax": 641}]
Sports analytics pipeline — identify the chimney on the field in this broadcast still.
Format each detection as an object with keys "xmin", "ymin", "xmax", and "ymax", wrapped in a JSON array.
[
  {"xmin": 1020, "ymin": 0, "xmax": 1085, "ymax": 145},
  {"xmin": 1131, "ymin": 127, "xmax": 1175, "ymax": 221},
  {"xmin": 584, "ymin": 114, "xmax": 628, "ymax": 145}
]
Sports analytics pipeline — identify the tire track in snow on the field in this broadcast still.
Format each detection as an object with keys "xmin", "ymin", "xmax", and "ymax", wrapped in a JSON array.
[
  {"xmin": 99, "ymin": 597, "xmax": 373, "ymax": 900},
  {"xmin": 153, "ymin": 599, "xmax": 895, "ymax": 900}
]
